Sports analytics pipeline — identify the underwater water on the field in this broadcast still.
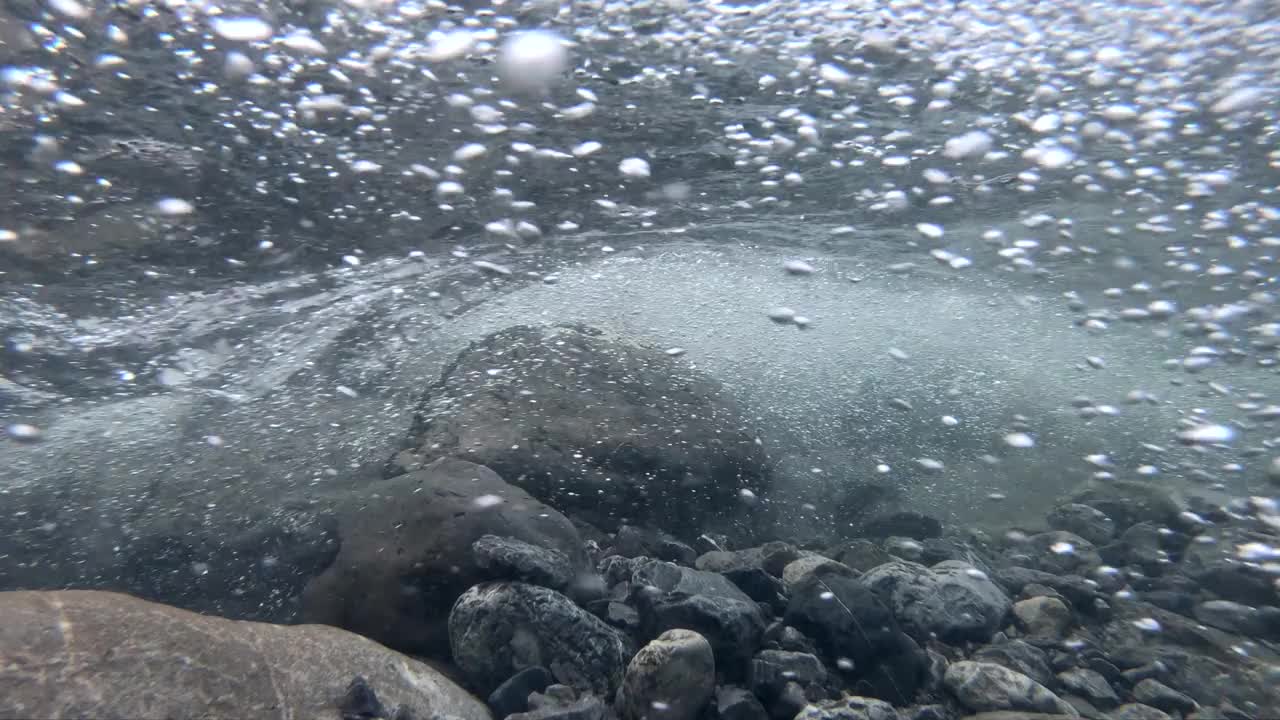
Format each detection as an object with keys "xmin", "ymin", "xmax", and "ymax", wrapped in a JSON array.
[{"xmin": 1, "ymin": 1, "xmax": 1278, "ymax": 719}]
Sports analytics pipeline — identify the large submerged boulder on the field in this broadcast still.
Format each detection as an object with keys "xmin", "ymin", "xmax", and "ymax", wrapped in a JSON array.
[
  {"xmin": 0, "ymin": 590, "xmax": 490, "ymax": 720},
  {"xmin": 860, "ymin": 560, "xmax": 1012, "ymax": 644},
  {"xmin": 302, "ymin": 458, "xmax": 587, "ymax": 657},
  {"xmin": 387, "ymin": 324, "xmax": 770, "ymax": 538}
]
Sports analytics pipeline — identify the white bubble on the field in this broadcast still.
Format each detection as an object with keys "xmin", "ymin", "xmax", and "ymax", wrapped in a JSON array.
[
  {"xmin": 572, "ymin": 141, "xmax": 603, "ymax": 157},
  {"xmin": 1177, "ymin": 424, "xmax": 1235, "ymax": 445},
  {"xmin": 473, "ymin": 494, "xmax": 504, "ymax": 509},
  {"xmin": 916, "ymin": 223, "xmax": 944, "ymax": 239},
  {"xmin": 50, "ymin": 0, "xmax": 90, "ymax": 19},
  {"xmin": 1004, "ymin": 432, "xmax": 1035, "ymax": 448},
  {"xmin": 424, "ymin": 30, "xmax": 475, "ymax": 62},
  {"xmin": 281, "ymin": 32, "xmax": 327, "ymax": 55},
  {"xmin": 784, "ymin": 260, "xmax": 815, "ymax": 275},
  {"xmin": 211, "ymin": 17, "xmax": 273, "ymax": 43},
  {"xmin": 1211, "ymin": 87, "xmax": 1265, "ymax": 114},
  {"xmin": 943, "ymin": 131, "xmax": 993, "ymax": 159},
  {"xmin": 153, "ymin": 198, "xmax": 194, "ymax": 216},
  {"xmin": 224, "ymin": 51, "xmax": 255, "ymax": 79},
  {"xmin": 819, "ymin": 591, "xmax": 835, "ymax": 601},
  {"xmin": 336, "ymin": 385, "xmax": 359, "ymax": 398},
  {"xmin": 473, "ymin": 260, "xmax": 512, "ymax": 276},
  {"xmin": 498, "ymin": 30, "xmax": 569, "ymax": 93},
  {"xmin": 916, "ymin": 458, "xmax": 945, "ymax": 472},
  {"xmin": 6, "ymin": 423, "xmax": 42, "ymax": 442},
  {"xmin": 739, "ymin": 488, "xmax": 757, "ymax": 504},
  {"xmin": 1036, "ymin": 146, "xmax": 1075, "ymax": 169},
  {"xmin": 768, "ymin": 307, "xmax": 796, "ymax": 324},
  {"xmin": 1132, "ymin": 618, "xmax": 1162, "ymax": 633},
  {"xmin": 619, "ymin": 157, "xmax": 651, "ymax": 179},
  {"xmin": 665, "ymin": 348, "xmax": 686, "ymax": 357},
  {"xmin": 1050, "ymin": 541, "xmax": 1076, "ymax": 555}
]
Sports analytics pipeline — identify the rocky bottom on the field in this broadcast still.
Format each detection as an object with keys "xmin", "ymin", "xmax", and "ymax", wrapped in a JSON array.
[{"xmin": 1, "ymin": 324, "xmax": 1278, "ymax": 720}]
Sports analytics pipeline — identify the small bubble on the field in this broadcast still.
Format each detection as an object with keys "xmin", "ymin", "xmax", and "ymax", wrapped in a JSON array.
[
  {"xmin": 153, "ymin": 198, "xmax": 194, "ymax": 216},
  {"xmin": 819, "ymin": 591, "xmax": 835, "ymax": 601},
  {"xmin": 1004, "ymin": 432, "xmax": 1035, "ymax": 448},
  {"xmin": 473, "ymin": 494, "xmax": 504, "ymax": 509},
  {"xmin": 6, "ymin": 423, "xmax": 42, "ymax": 442},
  {"xmin": 1132, "ymin": 617, "xmax": 1162, "ymax": 633},
  {"xmin": 1050, "ymin": 541, "xmax": 1076, "ymax": 555}
]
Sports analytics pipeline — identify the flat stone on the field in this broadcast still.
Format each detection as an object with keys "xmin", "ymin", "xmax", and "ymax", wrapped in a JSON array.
[
  {"xmin": 0, "ymin": 590, "xmax": 489, "ymax": 720},
  {"xmin": 1133, "ymin": 679, "xmax": 1197, "ymax": 715},
  {"xmin": 943, "ymin": 661, "xmax": 1078, "ymax": 717},
  {"xmin": 1056, "ymin": 669, "xmax": 1118, "ymax": 709},
  {"xmin": 794, "ymin": 696, "xmax": 901, "ymax": 720}
]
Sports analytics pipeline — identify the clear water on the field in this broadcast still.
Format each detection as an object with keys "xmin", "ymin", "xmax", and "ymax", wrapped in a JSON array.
[{"xmin": 1, "ymin": 0, "xmax": 1278, "ymax": 712}]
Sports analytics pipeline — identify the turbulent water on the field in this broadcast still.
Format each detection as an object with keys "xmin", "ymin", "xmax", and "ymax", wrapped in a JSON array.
[{"xmin": 1, "ymin": 0, "xmax": 1280, "ymax": 711}]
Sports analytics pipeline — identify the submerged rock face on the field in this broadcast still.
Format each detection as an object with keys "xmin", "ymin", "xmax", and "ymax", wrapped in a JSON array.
[
  {"xmin": 783, "ymin": 567, "xmax": 929, "ymax": 705},
  {"xmin": 602, "ymin": 556, "xmax": 766, "ymax": 678},
  {"xmin": 861, "ymin": 560, "xmax": 1012, "ymax": 644},
  {"xmin": 449, "ymin": 581, "xmax": 634, "ymax": 697},
  {"xmin": 0, "ymin": 590, "xmax": 489, "ymax": 720},
  {"xmin": 387, "ymin": 324, "xmax": 770, "ymax": 538},
  {"xmin": 302, "ymin": 458, "xmax": 586, "ymax": 657}
]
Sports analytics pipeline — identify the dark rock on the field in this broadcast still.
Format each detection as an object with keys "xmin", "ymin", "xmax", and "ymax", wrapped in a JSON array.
[
  {"xmin": 1140, "ymin": 590, "xmax": 1196, "ymax": 617},
  {"xmin": 609, "ymin": 525, "xmax": 698, "ymax": 566},
  {"xmin": 1181, "ymin": 527, "xmax": 1279, "ymax": 606},
  {"xmin": 724, "ymin": 567, "xmax": 789, "ymax": 614},
  {"xmin": 605, "ymin": 557, "xmax": 766, "ymax": 678},
  {"xmin": 784, "ymin": 567, "xmax": 928, "ymax": 705},
  {"xmin": 919, "ymin": 538, "xmax": 986, "ymax": 568},
  {"xmin": 302, "ymin": 458, "xmax": 586, "ymax": 657},
  {"xmin": 826, "ymin": 540, "xmax": 894, "ymax": 573},
  {"xmin": 771, "ymin": 682, "xmax": 811, "ymax": 720},
  {"xmin": 1100, "ymin": 523, "xmax": 1176, "ymax": 576},
  {"xmin": 861, "ymin": 560, "xmax": 1011, "ymax": 644},
  {"xmin": 716, "ymin": 685, "xmax": 769, "ymax": 720},
  {"xmin": 992, "ymin": 568, "xmax": 1101, "ymax": 612},
  {"xmin": 600, "ymin": 601, "xmax": 641, "ymax": 631},
  {"xmin": 942, "ymin": 662, "xmax": 1076, "ymax": 716},
  {"xmin": 762, "ymin": 542, "xmax": 805, "ymax": 577},
  {"xmin": 489, "ymin": 666, "xmax": 555, "ymax": 720},
  {"xmin": 859, "ymin": 511, "xmax": 943, "ymax": 540},
  {"xmin": 340, "ymin": 676, "xmax": 386, "ymax": 720},
  {"xmin": 1133, "ymin": 679, "xmax": 1197, "ymax": 715},
  {"xmin": 388, "ymin": 324, "xmax": 770, "ymax": 538},
  {"xmin": 749, "ymin": 650, "xmax": 827, "ymax": 700},
  {"xmin": 763, "ymin": 623, "xmax": 818, "ymax": 654},
  {"xmin": 1067, "ymin": 481, "xmax": 1180, "ymax": 533},
  {"xmin": 1108, "ymin": 704, "xmax": 1172, "ymax": 720},
  {"xmin": 1011, "ymin": 597, "xmax": 1072, "ymax": 639},
  {"xmin": 1099, "ymin": 600, "xmax": 1280, "ymax": 711},
  {"xmin": 1055, "ymin": 669, "xmax": 1118, "ymax": 709},
  {"xmin": 620, "ymin": 629, "xmax": 716, "ymax": 720},
  {"xmin": 1017, "ymin": 532, "xmax": 1100, "ymax": 575},
  {"xmin": 1193, "ymin": 600, "xmax": 1266, "ymax": 635},
  {"xmin": 474, "ymin": 535, "xmax": 576, "ymax": 590},
  {"xmin": 793, "ymin": 696, "xmax": 901, "ymax": 720},
  {"xmin": 448, "ymin": 582, "xmax": 634, "ymax": 696},
  {"xmin": 971, "ymin": 641, "xmax": 1057, "ymax": 693},
  {"xmin": 1046, "ymin": 504, "xmax": 1116, "ymax": 546},
  {"xmin": 0, "ymin": 590, "xmax": 489, "ymax": 720}
]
